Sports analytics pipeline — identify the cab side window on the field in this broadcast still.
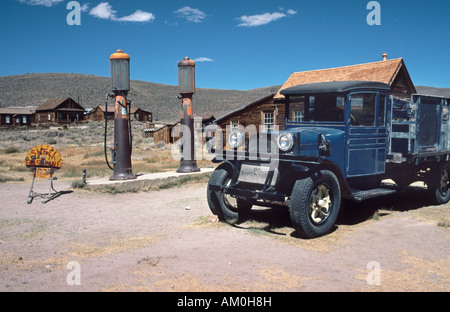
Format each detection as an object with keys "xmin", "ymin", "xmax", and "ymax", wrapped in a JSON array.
[{"xmin": 350, "ymin": 93, "xmax": 376, "ymax": 126}]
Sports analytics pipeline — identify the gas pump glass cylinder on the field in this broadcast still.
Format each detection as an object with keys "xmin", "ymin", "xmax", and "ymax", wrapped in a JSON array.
[
  {"xmin": 178, "ymin": 57, "xmax": 195, "ymax": 95},
  {"xmin": 110, "ymin": 49, "xmax": 130, "ymax": 92}
]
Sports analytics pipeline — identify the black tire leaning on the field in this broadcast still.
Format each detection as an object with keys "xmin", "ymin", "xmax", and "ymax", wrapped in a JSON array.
[
  {"xmin": 207, "ymin": 168, "xmax": 252, "ymax": 223},
  {"xmin": 428, "ymin": 162, "xmax": 450, "ymax": 205},
  {"xmin": 289, "ymin": 170, "xmax": 341, "ymax": 238}
]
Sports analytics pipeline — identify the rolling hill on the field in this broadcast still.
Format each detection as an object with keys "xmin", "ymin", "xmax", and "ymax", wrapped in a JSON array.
[
  {"xmin": 0, "ymin": 73, "xmax": 448, "ymax": 124},
  {"xmin": 0, "ymin": 73, "xmax": 281, "ymax": 123}
]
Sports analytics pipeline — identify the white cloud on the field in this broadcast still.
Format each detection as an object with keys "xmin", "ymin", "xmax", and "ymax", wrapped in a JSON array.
[
  {"xmin": 192, "ymin": 57, "xmax": 214, "ymax": 63},
  {"xmin": 18, "ymin": 0, "xmax": 64, "ymax": 7},
  {"xmin": 174, "ymin": 6, "xmax": 206, "ymax": 23},
  {"xmin": 89, "ymin": 2, "xmax": 115, "ymax": 19},
  {"xmin": 237, "ymin": 12, "xmax": 286, "ymax": 27},
  {"xmin": 237, "ymin": 9, "xmax": 297, "ymax": 27},
  {"xmin": 81, "ymin": 3, "xmax": 90, "ymax": 12},
  {"xmin": 114, "ymin": 10, "xmax": 155, "ymax": 23},
  {"xmin": 89, "ymin": 2, "xmax": 154, "ymax": 23}
]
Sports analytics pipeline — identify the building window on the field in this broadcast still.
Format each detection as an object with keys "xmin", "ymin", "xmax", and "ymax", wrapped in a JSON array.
[
  {"xmin": 16, "ymin": 117, "xmax": 20, "ymax": 124},
  {"xmin": 231, "ymin": 120, "xmax": 239, "ymax": 129},
  {"xmin": 48, "ymin": 113, "xmax": 51, "ymax": 121},
  {"xmin": 5, "ymin": 115, "xmax": 10, "ymax": 124},
  {"xmin": 23, "ymin": 116, "xmax": 27, "ymax": 124},
  {"xmin": 263, "ymin": 112, "xmax": 274, "ymax": 132},
  {"xmin": 294, "ymin": 110, "xmax": 304, "ymax": 122}
]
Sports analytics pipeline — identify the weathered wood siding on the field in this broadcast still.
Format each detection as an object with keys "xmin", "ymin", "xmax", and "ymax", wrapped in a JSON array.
[{"xmin": 215, "ymin": 97, "xmax": 284, "ymax": 149}]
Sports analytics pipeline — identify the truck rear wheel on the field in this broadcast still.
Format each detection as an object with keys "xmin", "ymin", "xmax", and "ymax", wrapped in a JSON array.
[
  {"xmin": 428, "ymin": 162, "xmax": 450, "ymax": 205},
  {"xmin": 290, "ymin": 170, "xmax": 341, "ymax": 238},
  {"xmin": 207, "ymin": 168, "xmax": 252, "ymax": 223}
]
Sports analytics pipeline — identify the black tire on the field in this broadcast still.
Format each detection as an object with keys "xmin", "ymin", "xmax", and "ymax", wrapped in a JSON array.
[
  {"xmin": 207, "ymin": 168, "xmax": 252, "ymax": 223},
  {"xmin": 289, "ymin": 170, "xmax": 341, "ymax": 238},
  {"xmin": 428, "ymin": 162, "xmax": 450, "ymax": 205}
]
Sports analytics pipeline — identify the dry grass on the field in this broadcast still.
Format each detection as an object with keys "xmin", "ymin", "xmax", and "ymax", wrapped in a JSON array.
[
  {"xmin": 69, "ymin": 235, "xmax": 161, "ymax": 259},
  {"xmin": 188, "ymin": 208, "xmax": 378, "ymax": 253},
  {"xmin": 104, "ymin": 260, "xmax": 309, "ymax": 292},
  {"xmin": 407, "ymin": 206, "xmax": 450, "ymax": 228},
  {"xmin": 0, "ymin": 122, "xmax": 214, "ymax": 184}
]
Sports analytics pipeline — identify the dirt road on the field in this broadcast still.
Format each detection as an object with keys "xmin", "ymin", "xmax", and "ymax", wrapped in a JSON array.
[{"xmin": 0, "ymin": 179, "xmax": 448, "ymax": 292}]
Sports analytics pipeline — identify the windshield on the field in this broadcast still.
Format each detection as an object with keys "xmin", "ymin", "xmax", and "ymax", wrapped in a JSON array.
[{"xmin": 287, "ymin": 93, "xmax": 345, "ymax": 123}]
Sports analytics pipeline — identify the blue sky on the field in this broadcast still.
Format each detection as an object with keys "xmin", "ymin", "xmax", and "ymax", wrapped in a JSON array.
[{"xmin": 1, "ymin": 0, "xmax": 449, "ymax": 90}]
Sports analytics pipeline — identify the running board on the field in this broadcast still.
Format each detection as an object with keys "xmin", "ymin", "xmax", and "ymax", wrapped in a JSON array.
[{"xmin": 351, "ymin": 188, "xmax": 397, "ymax": 202}]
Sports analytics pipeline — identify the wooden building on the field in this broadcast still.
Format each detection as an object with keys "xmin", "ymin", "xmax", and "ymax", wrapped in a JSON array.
[
  {"xmin": 0, "ymin": 108, "xmax": 35, "ymax": 127},
  {"xmin": 214, "ymin": 93, "xmax": 280, "ymax": 149},
  {"xmin": 85, "ymin": 105, "xmax": 115, "ymax": 121},
  {"xmin": 35, "ymin": 98, "xmax": 85, "ymax": 125},
  {"xmin": 130, "ymin": 107, "xmax": 152, "ymax": 122},
  {"xmin": 86, "ymin": 105, "xmax": 152, "ymax": 123},
  {"xmin": 275, "ymin": 54, "xmax": 416, "ymax": 102},
  {"xmin": 215, "ymin": 93, "xmax": 280, "ymax": 132},
  {"xmin": 143, "ymin": 122, "xmax": 181, "ymax": 144}
]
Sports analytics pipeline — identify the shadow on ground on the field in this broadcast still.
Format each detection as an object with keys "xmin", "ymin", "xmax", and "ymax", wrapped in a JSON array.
[{"xmin": 231, "ymin": 185, "xmax": 437, "ymax": 238}]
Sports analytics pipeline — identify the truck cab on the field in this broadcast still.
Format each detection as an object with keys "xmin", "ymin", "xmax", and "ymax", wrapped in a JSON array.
[{"xmin": 207, "ymin": 81, "xmax": 450, "ymax": 238}]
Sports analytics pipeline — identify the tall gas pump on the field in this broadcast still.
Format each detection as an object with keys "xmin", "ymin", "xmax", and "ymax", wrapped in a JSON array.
[
  {"xmin": 108, "ymin": 49, "xmax": 136, "ymax": 180},
  {"xmin": 177, "ymin": 57, "xmax": 200, "ymax": 173}
]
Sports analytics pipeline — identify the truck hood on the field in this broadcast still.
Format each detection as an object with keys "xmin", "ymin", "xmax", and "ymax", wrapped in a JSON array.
[{"xmin": 281, "ymin": 126, "xmax": 345, "ymax": 158}]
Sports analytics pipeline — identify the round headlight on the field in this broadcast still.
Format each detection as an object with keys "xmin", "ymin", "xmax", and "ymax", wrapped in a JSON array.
[
  {"xmin": 277, "ymin": 133, "xmax": 294, "ymax": 152},
  {"xmin": 229, "ymin": 131, "xmax": 244, "ymax": 149}
]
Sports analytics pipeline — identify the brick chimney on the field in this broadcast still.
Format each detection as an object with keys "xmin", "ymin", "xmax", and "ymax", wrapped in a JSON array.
[{"xmin": 382, "ymin": 53, "xmax": 388, "ymax": 61}]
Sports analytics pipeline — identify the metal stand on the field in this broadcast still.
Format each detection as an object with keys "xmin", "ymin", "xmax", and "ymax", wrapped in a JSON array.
[{"xmin": 27, "ymin": 168, "xmax": 60, "ymax": 204}]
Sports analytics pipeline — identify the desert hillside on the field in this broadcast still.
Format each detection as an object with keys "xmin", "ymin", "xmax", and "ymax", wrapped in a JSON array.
[{"xmin": 0, "ymin": 73, "xmax": 281, "ymax": 123}]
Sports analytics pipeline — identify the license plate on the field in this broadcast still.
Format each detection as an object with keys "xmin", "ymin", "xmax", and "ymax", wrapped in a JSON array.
[{"xmin": 238, "ymin": 163, "xmax": 277, "ymax": 185}]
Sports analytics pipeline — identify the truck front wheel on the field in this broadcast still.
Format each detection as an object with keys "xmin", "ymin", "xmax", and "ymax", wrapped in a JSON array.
[
  {"xmin": 290, "ymin": 170, "xmax": 341, "ymax": 238},
  {"xmin": 207, "ymin": 168, "xmax": 252, "ymax": 223}
]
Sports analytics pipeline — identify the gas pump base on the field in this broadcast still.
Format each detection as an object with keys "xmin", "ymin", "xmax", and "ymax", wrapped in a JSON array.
[
  {"xmin": 177, "ymin": 160, "xmax": 200, "ymax": 173},
  {"xmin": 109, "ymin": 173, "xmax": 136, "ymax": 181}
]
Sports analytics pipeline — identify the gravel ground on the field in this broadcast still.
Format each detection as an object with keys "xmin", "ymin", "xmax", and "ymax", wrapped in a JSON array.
[{"xmin": 0, "ymin": 179, "xmax": 448, "ymax": 292}]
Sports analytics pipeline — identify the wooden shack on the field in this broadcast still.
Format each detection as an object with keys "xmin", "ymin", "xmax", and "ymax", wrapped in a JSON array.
[
  {"xmin": 131, "ymin": 107, "xmax": 152, "ymax": 122},
  {"xmin": 0, "ymin": 108, "xmax": 35, "ymax": 127},
  {"xmin": 143, "ymin": 122, "xmax": 181, "ymax": 144},
  {"xmin": 35, "ymin": 98, "xmax": 85, "ymax": 125},
  {"xmin": 85, "ymin": 105, "xmax": 115, "ymax": 121},
  {"xmin": 86, "ymin": 105, "xmax": 152, "ymax": 123},
  {"xmin": 214, "ymin": 93, "xmax": 280, "ymax": 149}
]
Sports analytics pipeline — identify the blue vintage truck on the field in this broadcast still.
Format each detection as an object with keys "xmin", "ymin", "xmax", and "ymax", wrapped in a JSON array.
[{"xmin": 207, "ymin": 80, "xmax": 450, "ymax": 238}]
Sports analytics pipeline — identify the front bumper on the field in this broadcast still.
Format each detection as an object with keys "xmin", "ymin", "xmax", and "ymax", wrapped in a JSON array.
[{"xmin": 209, "ymin": 183, "xmax": 286, "ymax": 202}]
